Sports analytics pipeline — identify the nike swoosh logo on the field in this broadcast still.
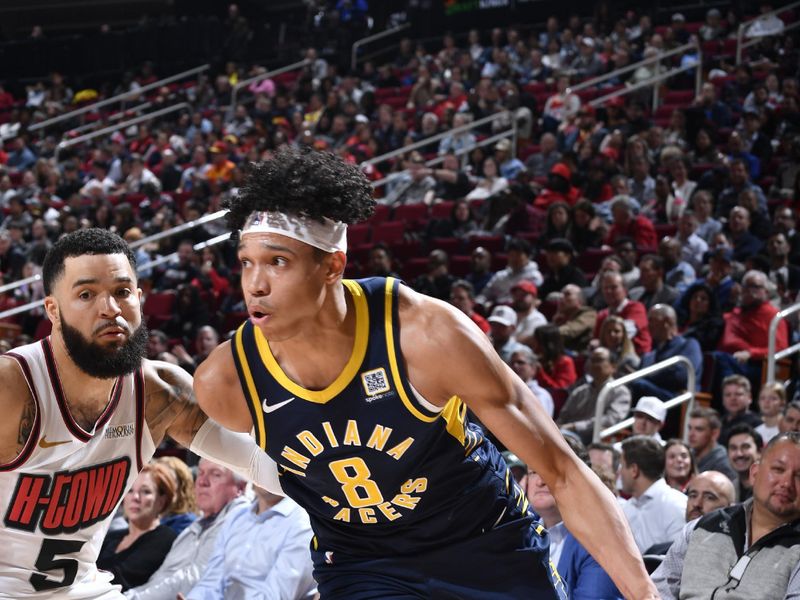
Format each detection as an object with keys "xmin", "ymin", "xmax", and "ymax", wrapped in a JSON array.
[
  {"xmin": 262, "ymin": 397, "xmax": 295, "ymax": 413},
  {"xmin": 39, "ymin": 436, "xmax": 71, "ymax": 449}
]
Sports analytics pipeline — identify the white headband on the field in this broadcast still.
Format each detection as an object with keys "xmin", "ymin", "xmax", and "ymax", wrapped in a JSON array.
[{"xmin": 240, "ymin": 211, "xmax": 348, "ymax": 254}]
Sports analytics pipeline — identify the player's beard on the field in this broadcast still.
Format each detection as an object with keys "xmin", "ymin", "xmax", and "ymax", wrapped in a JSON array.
[{"xmin": 59, "ymin": 310, "xmax": 148, "ymax": 379}]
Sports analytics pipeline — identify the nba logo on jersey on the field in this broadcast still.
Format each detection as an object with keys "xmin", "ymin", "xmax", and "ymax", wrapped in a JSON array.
[{"xmin": 360, "ymin": 368, "xmax": 391, "ymax": 400}]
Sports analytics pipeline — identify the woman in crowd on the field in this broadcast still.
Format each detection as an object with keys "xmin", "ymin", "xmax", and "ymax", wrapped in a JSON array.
[
  {"xmin": 539, "ymin": 201, "xmax": 573, "ymax": 249},
  {"xmin": 663, "ymin": 439, "xmax": 696, "ymax": 493},
  {"xmin": 756, "ymin": 382, "xmax": 787, "ymax": 444},
  {"xmin": 155, "ymin": 456, "xmax": 198, "ymax": 535},
  {"xmin": 597, "ymin": 315, "xmax": 640, "ymax": 377},
  {"xmin": 571, "ymin": 199, "xmax": 605, "ymax": 252},
  {"xmin": 97, "ymin": 464, "xmax": 177, "ymax": 591},
  {"xmin": 427, "ymin": 198, "xmax": 480, "ymax": 240},
  {"xmin": 466, "ymin": 156, "xmax": 508, "ymax": 201},
  {"xmin": 676, "ymin": 282, "xmax": 725, "ymax": 352},
  {"xmin": 532, "ymin": 324, "xmax": 577, "ymax": 389}
]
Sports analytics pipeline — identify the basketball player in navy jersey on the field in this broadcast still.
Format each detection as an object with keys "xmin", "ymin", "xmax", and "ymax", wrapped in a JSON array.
[
  {"xmin": 195, "ymin": 147, "xmax": 658, "ymax": 599},
  {"xmin": 0, "ymin": 229, "xmax": 279, "ymax": 599}
]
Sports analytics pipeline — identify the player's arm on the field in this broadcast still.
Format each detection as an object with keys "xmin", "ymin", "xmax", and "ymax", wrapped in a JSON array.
[
  {"xmin": 398, "ymin": 288, "xmax": 657, "ymax": 600},
  {"xmin": 192, "ymin": 340, "xmax": 253, "ymax": 433},
  {"xmin": 143, "ymin": 358, "xmax": 282, "ymax": 494},
  {"xmin": 0, "ymin": 357, "xmax": 36, "ymax": 465}
]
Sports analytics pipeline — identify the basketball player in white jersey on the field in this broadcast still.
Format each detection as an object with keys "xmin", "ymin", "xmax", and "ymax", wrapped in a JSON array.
[{"xmin": 0, "ymin": 229, "xmax": 280, "ymax": 599}]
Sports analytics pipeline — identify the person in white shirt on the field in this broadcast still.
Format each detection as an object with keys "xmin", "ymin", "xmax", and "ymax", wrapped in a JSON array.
[
  {"xmin": 510, "ymin": 280, "xmax": 547, "ymax": 346},
  {"xmin": 756, "ymin": 382, "xmax": 786, "ymax": 444},
  {"xmin": 509, "ymin": 348, "xmax": 554, "ymax": 417},
  {"xmin": 619, "ymin": 436, "xmax": 687, "ymax": 553},
  {"xmin": 631, "ymin": 396, "xmax": 667, "ymax": 445}
]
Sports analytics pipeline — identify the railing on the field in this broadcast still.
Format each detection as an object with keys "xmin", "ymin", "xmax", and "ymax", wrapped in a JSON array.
[
  {"xmin": 29, "ymin": 64, "xmax": 209, "ymax": 133},
  {"xmin": 766, "ymin": 301, "xmax": 800, "ymax": 385},
  {"xmin": 65, "ymin": 101, "xmax": 153, "ymax": 137},
  {"xmin": 592, "ymin": 356, "xmax": 697, "ymax": 442},
  {"xmin": 737, "ymin": 1, "xmax": 800, "ymax": 64},
  {"xmin": 228, "ymin": 59, "xmax": 310, "ymax": 118},
  {"xmin": 55, "ymin": 102, "xmax": 191, "ymax": 162},
  {"xmin": 351, "ymin": 23, "xmax": 410, "ymax": 71}
]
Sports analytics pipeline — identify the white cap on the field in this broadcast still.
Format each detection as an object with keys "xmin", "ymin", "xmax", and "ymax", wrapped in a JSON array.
[
  {"xmin": 634, "ymin": 396, "xmax": 667, "ymax": 423},
  {"xmin": 488, "ymin": 305, "xmax": 517, "ymax": 327}
]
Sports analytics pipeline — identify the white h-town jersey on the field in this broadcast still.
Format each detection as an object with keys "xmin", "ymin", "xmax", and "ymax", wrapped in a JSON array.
[{"xmin": 0, "ymin": 338, "xmax": 156, "ymax": 599}]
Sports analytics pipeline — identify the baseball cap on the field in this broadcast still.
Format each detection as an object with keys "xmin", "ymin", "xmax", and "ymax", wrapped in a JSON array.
[
  {"xmin": 550, "ymin": 162, "xmax": 571, "ymax": 180},
  {"xmin": 209, "ymin": 141, "xmax": 227, "ymax": 154},
  {"xmin": 495, "ymin": 139, "xmax": 512, "ymax": 152},
  {"xmin": 511, "ymin": 280, "xmax": 538, "ymax": 296},
  {"xmin": 488, "ymin": 305, "xmax": 518, "ymax": 327},
  {"xmin": 634, "ymin": 396, "xmax": 667, "ymax": 423}
]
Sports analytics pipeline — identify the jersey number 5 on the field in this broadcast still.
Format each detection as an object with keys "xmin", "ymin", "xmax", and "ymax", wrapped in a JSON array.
[
  {"xmin": 329, "ymin": 457, "xmax": 383, "ymax": 508},
  {"xmin": 30, "ymin": 538, "xmax": 86, "ymax": 591}
]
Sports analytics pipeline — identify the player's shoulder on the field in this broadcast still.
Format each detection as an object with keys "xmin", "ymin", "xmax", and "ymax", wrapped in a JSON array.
[
  {"xmin": 194, "ymin": 339, "xmax": 236, "ymax": 381},
  {"xmin": 396, "ymin": 282, "xmax": 475, "ymax": 335},
  {"xmin": 0, "ymin": 354, "xmax": 33, "ymax": 406}
]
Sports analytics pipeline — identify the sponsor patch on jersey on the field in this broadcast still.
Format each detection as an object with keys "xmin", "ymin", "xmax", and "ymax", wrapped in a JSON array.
[
  {"xmin": 360, "ymin": 367, "xmax": 391, "ymax": 398},
  {"xmin": 104, "ymin": 423, "xmax": 135, "ymax": 440}
]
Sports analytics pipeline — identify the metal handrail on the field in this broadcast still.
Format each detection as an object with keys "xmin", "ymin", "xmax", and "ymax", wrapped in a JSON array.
[
  {"xmin": 65, "ymin": 102, "xmax": 153, "ymax": 137},
  {"xmin": 766, "ymin": 301, "xmax": 800, "ymax": 384},
  {"xmin": 592, "ymin": 356, "xmax": 697, "ymax": 442},
  {"xmin": 568, "ymin": 40, "xmax": 699, "ymax": 95},
  {"xmin": 351, "ymin": 23, "xmax": 410, "ymax": 71},
  {"xmin": 30, "ymin": 64, "xmax": 209, "ymax": 133},
  {"xmin": 228, "ymin": 59, "xmax": 310, "ymax": 117},
  {"xmin": 737, "ymin": 1, "xmax": 800, "ymax": 64}
]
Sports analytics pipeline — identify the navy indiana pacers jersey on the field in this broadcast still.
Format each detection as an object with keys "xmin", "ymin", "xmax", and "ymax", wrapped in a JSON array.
[{"xmin": 231, "ymin": 277, "xmax": 540, "ymax": 558}]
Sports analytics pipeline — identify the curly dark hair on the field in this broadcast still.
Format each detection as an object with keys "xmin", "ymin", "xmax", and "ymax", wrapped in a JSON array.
[{"xmin": 224, "ymin": 147, "xmax": 375, "ymax": 232}]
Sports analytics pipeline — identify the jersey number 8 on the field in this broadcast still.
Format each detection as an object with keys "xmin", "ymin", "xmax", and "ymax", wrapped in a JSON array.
[{"xmin": 329, "ymin": 457, "xmax": 383, "ymax": 508}]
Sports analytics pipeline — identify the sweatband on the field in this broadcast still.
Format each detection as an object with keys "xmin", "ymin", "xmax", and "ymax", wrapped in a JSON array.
[
  {"xmin": 190, "ymin": 419, "xmax": 284, "ymax": 495},
  {"xmin": 241, "ymin": 210, "xmax": 348, "ymax": 253}
]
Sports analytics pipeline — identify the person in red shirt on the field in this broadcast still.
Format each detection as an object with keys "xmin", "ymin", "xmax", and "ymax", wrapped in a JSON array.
[
  {"xmin": 593, "ymin": 271, "xmax": 652, "ymax": 355},
  {"xmin": 605, "ymin": 196, "xmax": 658, "ymax": 252},
  {"xmin": 532, "ymin": 323, "xmax": 577, "ymax": 389},
  {"xmin": 533, "ymin": 162, "xmax": 581, "ymax": 210},
  {"xmin": 449, "ymin": 279, "xmax": 490, "ymax": 334}
]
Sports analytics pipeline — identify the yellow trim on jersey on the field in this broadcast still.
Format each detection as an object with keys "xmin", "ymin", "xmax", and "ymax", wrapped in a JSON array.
[
  {"xmin": 440, "ymin": 396, "xmax": 466, "ymax": 445},
  {"xmin": 235, "ymin": 325, "xmax": 266, "ymax": 450},
  {"xmin": 384, "ymin": 278, "xmax": 438, "ymax": 423},
  {"xmin": 251, "ymin": 279, "xmax": 369, "ymax": 403}
]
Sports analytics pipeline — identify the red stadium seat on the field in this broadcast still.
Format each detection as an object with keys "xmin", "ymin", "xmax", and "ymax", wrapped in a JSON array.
[{"xmin": 373, "ymin": 221, "xmax": 406, "ymax": 244}]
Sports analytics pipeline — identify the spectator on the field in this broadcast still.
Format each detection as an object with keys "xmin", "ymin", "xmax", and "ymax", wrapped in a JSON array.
[
  {"xmin": 557, "ymin": 347, "xmax": 631, "ymax": 445},
  {"xmin": 509, "ymin": 280, "xmax": 546, "ymax": 346},
  {"xmin": 652, "ymin": 433, "xmax": 800, "ymax": 600},
  {"xmin": 159, "ymin": 149, "xmax": 182, "ymax": 192},
  {"xmin": 756, "ymin": 382, "xmax": 787, "ymax": 443},
  {"xmin": 0, "ymin": 229, "xmax": 26, "ymax": 282},
  {"xmin": 465, "ymin": 246, "xmax": 493, "ymax": 295},
  {"xmin": 421, "ymin": 153, "xmax": 473, "ymax": 205},
  {"xmin": 683, "ymin": 470, "xmax": 736, "ymax": 522},
  {"xmin": 412, "ymin": 249, "xmax": 456, "ymax": 301},
  {"xmin": 693, "ymin": 82, "xmax": 732, "ymax": 129},
  {"xmin": 493, "ymin": 139, "xmax": 525, "ymax": 180},
  {"xmin": 605, "ymin": 196, "xmax": 658, "ymax": 252},
  {"xmin": 766, "ymin": 231, "xmax": 800, "ymax": 295},
  {"xmin": 631, "ymin": 396, "xmax": 668, "ymax": 445},
  {"xmin": 532, "ymin": 324, "xmax": 577, "ymax": 389},
  {"xmin": 364, "ymin": 244, "xmax": 400, "ymax": 279},
  {"xmin": 184, "ymin": 487, "xmax": 316, "ymax": 600},
  {"xmin": 675, "ymin": 211, "xmax": 708, "ymax": 273},
  {"xmin": 628, "ymin": 254, "xmax": 679, "ymax": 310},
  {"xmin": 663, "ymin": 439, "xmax": 696, "ymax": 492},
  {"xmin": 154, "ymin": 456, "xmax": 198, "ymax": 536},
  {"xmin": 524, "ymin": 132, "xmax": 561, "ymax": 178},
  {"xmin": 593, "ymin": 271, "xmax": 652, "ymax": 356},
  {"xmin": 659, "ymin": 237, "xmax": 695, "ymax": 294},
  {"xmin": 629, "ymin": 304, "xmax": 702, "ymax": 402},
  {"xmin": 383, "ymin": 152, "xmax": 436, "ymax": 206},
  {"xmin": 158, "ymin": 240, "xmax": 200, "ymax": 291},
  {"xmin": 698, "ymin": 247, "xmax": 736, "ymax": 312},
  {"xmin": 487, "ymin": 304, "xmax": 527, "ymax": 364},
  {"xmin": 465, "ymin": 156, "xmax": 508, "ymax": 201},
  {"xmin": 772, "ymin": 206, "xmax": 800, "ymax": 263},
  {"xmin": 719, "ymin": 375, "xmax": 763, "ymax": 446},
  {"xmin": 688, "ymin": 190, "xmax": 722, "ymax": 245},
  {"xmin": 596, "ymin": 314, "xmax": 641, "ymax": 377},
  {"xmin": 509, "ymin": 347, "xmax": 554, "ymax": 417},
  {"xmin": 780, "ymin": 402, "xmax": 800, "ymax": 433},
  {"xmin": 587, "ymin": 442, "xmax": 620, "ymax": 482},
  {"xmin": 205, "ymin": 141, "xmax": 236, "ymax": 187},
  {"xmin": 476, "ymin": 237, "xmax": 543, "ymax": 306},
  {"xmin": 162, "ymin": 284, "xmax": 211, "ymax": 346},
  {"xmin": 687, "ymin": 408, "xmax": 736, "ymax": 481},
  {"xmin": 717, "ymin": 160, "xmax": 767, "ymax": 219},
  {"xmin": 699, "ymin": 8, "xmax": 726, "ymax": 40},
  {"xmin": 125, "ymin": 460, "xmax": 249, "ymax": 600},
  {"xmin": 533, "ymin": 162, "xmax": 581, "ymax": 210},
  {"xmin": 627, "ymin": 156, "xmax": 656, "ymax": 207},
  {"xmin": 542, "ymin": 74, "xmax": 580, "ymax": 132},
  {"xmin": 725, "ymin": 206, "xmax": 764, "ymax": 262},
  {"xmin": 524, "ymin": 436, "xmax": 623, "ymax": 600},
  {"xmin": 619, "ymin": 436, "xmax": 687, "ymax": 553},
  {"xmin": 552, "ymin": 283, "xmax": 596, "ymax": 354},
  {"xmin": 570, "ymin": 200, "xmax": 605, "ymax": 251},
  {"xmin": 450, "ymin": 280, "xmax": 490, "ymax": 334},
  {"xmin": 570, "ymin": 37, "xmax": 604, "ymax": 79},
  {"xmin": 539, "ymin": 203, "xmax": 574, "ymax": 249},
  {"xmin": 726, "ymin": 424, "xmax": 763, "ymax": 502},
  {"xmin": 438, "ymin": 112, "xmax": 476, "ymax": 156},
  {"xmin": 98, "ymin": 465, "xmax": 178, "ymax": 591},
  {"xmin": 125, "ymin": 154, "xmax": 161, "ymax": 194},
  {"xmin": 676, "ymin": 282, "xmax": 725, "ymax": 352}
]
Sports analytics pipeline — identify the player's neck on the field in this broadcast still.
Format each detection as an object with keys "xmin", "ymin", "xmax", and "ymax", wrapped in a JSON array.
[{"xmin": 49, "ymin": 334, "xmax": 119, "ymax": 409}]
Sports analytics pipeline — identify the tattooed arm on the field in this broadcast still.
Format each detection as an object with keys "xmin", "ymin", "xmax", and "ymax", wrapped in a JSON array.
[{"xmin": 0, "ymin": 356, "xmax": 37, "ymax": 465}]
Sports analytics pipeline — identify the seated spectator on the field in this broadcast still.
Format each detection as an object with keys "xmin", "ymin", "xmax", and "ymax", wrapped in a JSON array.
[
  {"xmin": 605, "ymin": 196, "xmax": 658, "ymax": 252},
  {"xmin": 570, "ymin": 200, "xmax": 605, "ymax": 252},
  {"xmin": 619, "ymin": 436, "xmax": 687, "ymax": 553},
  {"xmin": 725, "ymin": 206, "xmax": 764, "ymax": 263},
  {"xmin": 780, "ymin": 401, "xmax": 800, "ymax": 433},
  {"xmin": 528, "ymin": 321, "xmax": 575, "ymax": 389},
  {"xmin": 98, "ymin": 465, "xmax": 178, "ymax": 591},
  {"xmin": 509, "ymin": 347, "xmax": 554, "ymax": 417},
  {"xmin": 383, "ymin": 152, "xmax": 436, "ymax": 206},
  {"xmin": 125, "ymin": 460, "xmax": 249, "ymax": 600},
  {"xmin": 674, "ymin": 212, "xmax": 708, "ymax": 274},
  {"xmin": 772, "ymin": 205, "xmax": 800, "ymax": 263},
  {"xmin": 421, "ymin": 153, "xmax": 474, "ymax": 205},
  {"xmin": 687, "ymin": 408, "xmax": 736, "ymax": 481},
  {"xmin": 364, "ymin": 244, "xmax": 401, "ymax": 279},
  {"xmin": 126, "ymin": 154, "xmax": 161, "ymax": 194},
  {"xmin": 593, "ymin": 271, "xmax": 652, "ymax": 356},
  {"xmin": 524, "ymin": 132, "xmax": 561, "ymax": 178},
  {"xmin": 510, "ymin": 280, "xmax": 546, "ymax": 346},
  {"xmin": 524, "ymin": 436, "xmax": 623, "ymax": 599},
  {"xmin": 675, "ymin": 282, "xmax": 725, "ymax": 352},
  {"xmin": 756, "ymin": 382, "xmax": 787, "ymax": 444},
  {"xmin": 627, "ymin": 156, "xmax": 656, "ymax": 208},
  {"xmin": 652, "ymin": 434, "xmax": 800, "ymax": 600},
  {"xmin": 412, "ymin": 249, "xmax": 456, "ymax": 301},
  {"xmin": 716, "ymin": 159, "xmax": 766, "ymax": 219},
  {"xmin": 146, "ymin": 330, "xmax": 188, "ymax": 369},
  {"xmin": 465, "ymin": 156, "xmax": 508, "ymax": 201},
  {"xmin": 487, "ymin": 305, "xmax": 527, "ymax": 364},
  {"xmin": 697, "ymin": 247, "xmax": 736, "ymax": 311},
  {"xmin": 476, "ymin": 237, "xmax": 543, "ymax": 306},
  {"xmin": 631, "ymin": 396, "xmax": 668, "ymax": 445},
  {"xmin": 683, "ymin": 470, "xmax": 736, "ymax": 522},
  {"xmin": 692, "ymin": 82, "xmax": 732, "ymax": 130},
  {"xmin": 688, "ymin": 190, "xmax": 722, "ymax": 245},
  {"xmin": 428, "ymin": 199, "xmax": 480, "ymax": 241},
  {"xmin": 154, "ymin": 456, "xmax": 198, "ymax": 536},
  {"xmin": 184, "ymin": 486, "xmax": 316, "ymax": 600},
  {"xmin": 539, "ymin": 238, "xmax": 588, "ymax": 299},
  {"xmin": 542, "ymin": 74, "xmax": 581, "ymax": 133},
  {"xmin": 157, "ymin": 240, "xmax": 200, "ymax": 292},
  {"xmin": 539, "ymin": 203, "xmax": 574, "ymax": 249},
  {"xmin": 596, "ymin": 314, "xmax": 641, "ymax": 377},
  {"xmin": 438, "ymin": 112, "xmax": 476, "ymax": 156},
  {"xmin": 629, "ymin": 304, "xmax": 702, "ymax": 402},
  {"xmin": 766, "ymin": 231, "xmax": 800, "ymax": 295},
  {"xmin": 699, "ymin": 8, "xmax": 726, "ymax": 40},
  {"xmin": 205, "ymin": 142, "xmax": 236, "ymax": 187},
  {"xmin": 659, "ymin": 237, "xmax": 695, "ymax": 294},
  {"xmin": 715, "ymin": 270, "xmax": 789, "ymax": 395},
  {"xmin": 663, "ymin": 439, "xmax": 696, "ymax": 493},
  {"xmin": 726, "ymin": 424, "xmax": 763, "ymax": 502},
  {"xmin": 628, "ymin": 254, "xmax": 679, "ymax": 310},
  {"xmin": 465, "ymin": 246, "xmax": 492, "ymax": 296},
  {"xmin": 493, "ymin": 139, "xmax": 525, "ymax": 180},
  {"xmin": 557, "ymin": 347, "xmax": 631, "ymax": 444},
  {"xmin": 552, "ymin": 284, "xmax": 596, "ymax": 354},
  {"xmin": 450, "ymin": 279, "xmax": 490, "ymax": 334},
  {"xmin": 719, "ymin": 375, "xmax": 763, "ymax": 446},
  {"xmin": 533, "ymin": 162, "xmax": 580, "ymax": 210}
]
